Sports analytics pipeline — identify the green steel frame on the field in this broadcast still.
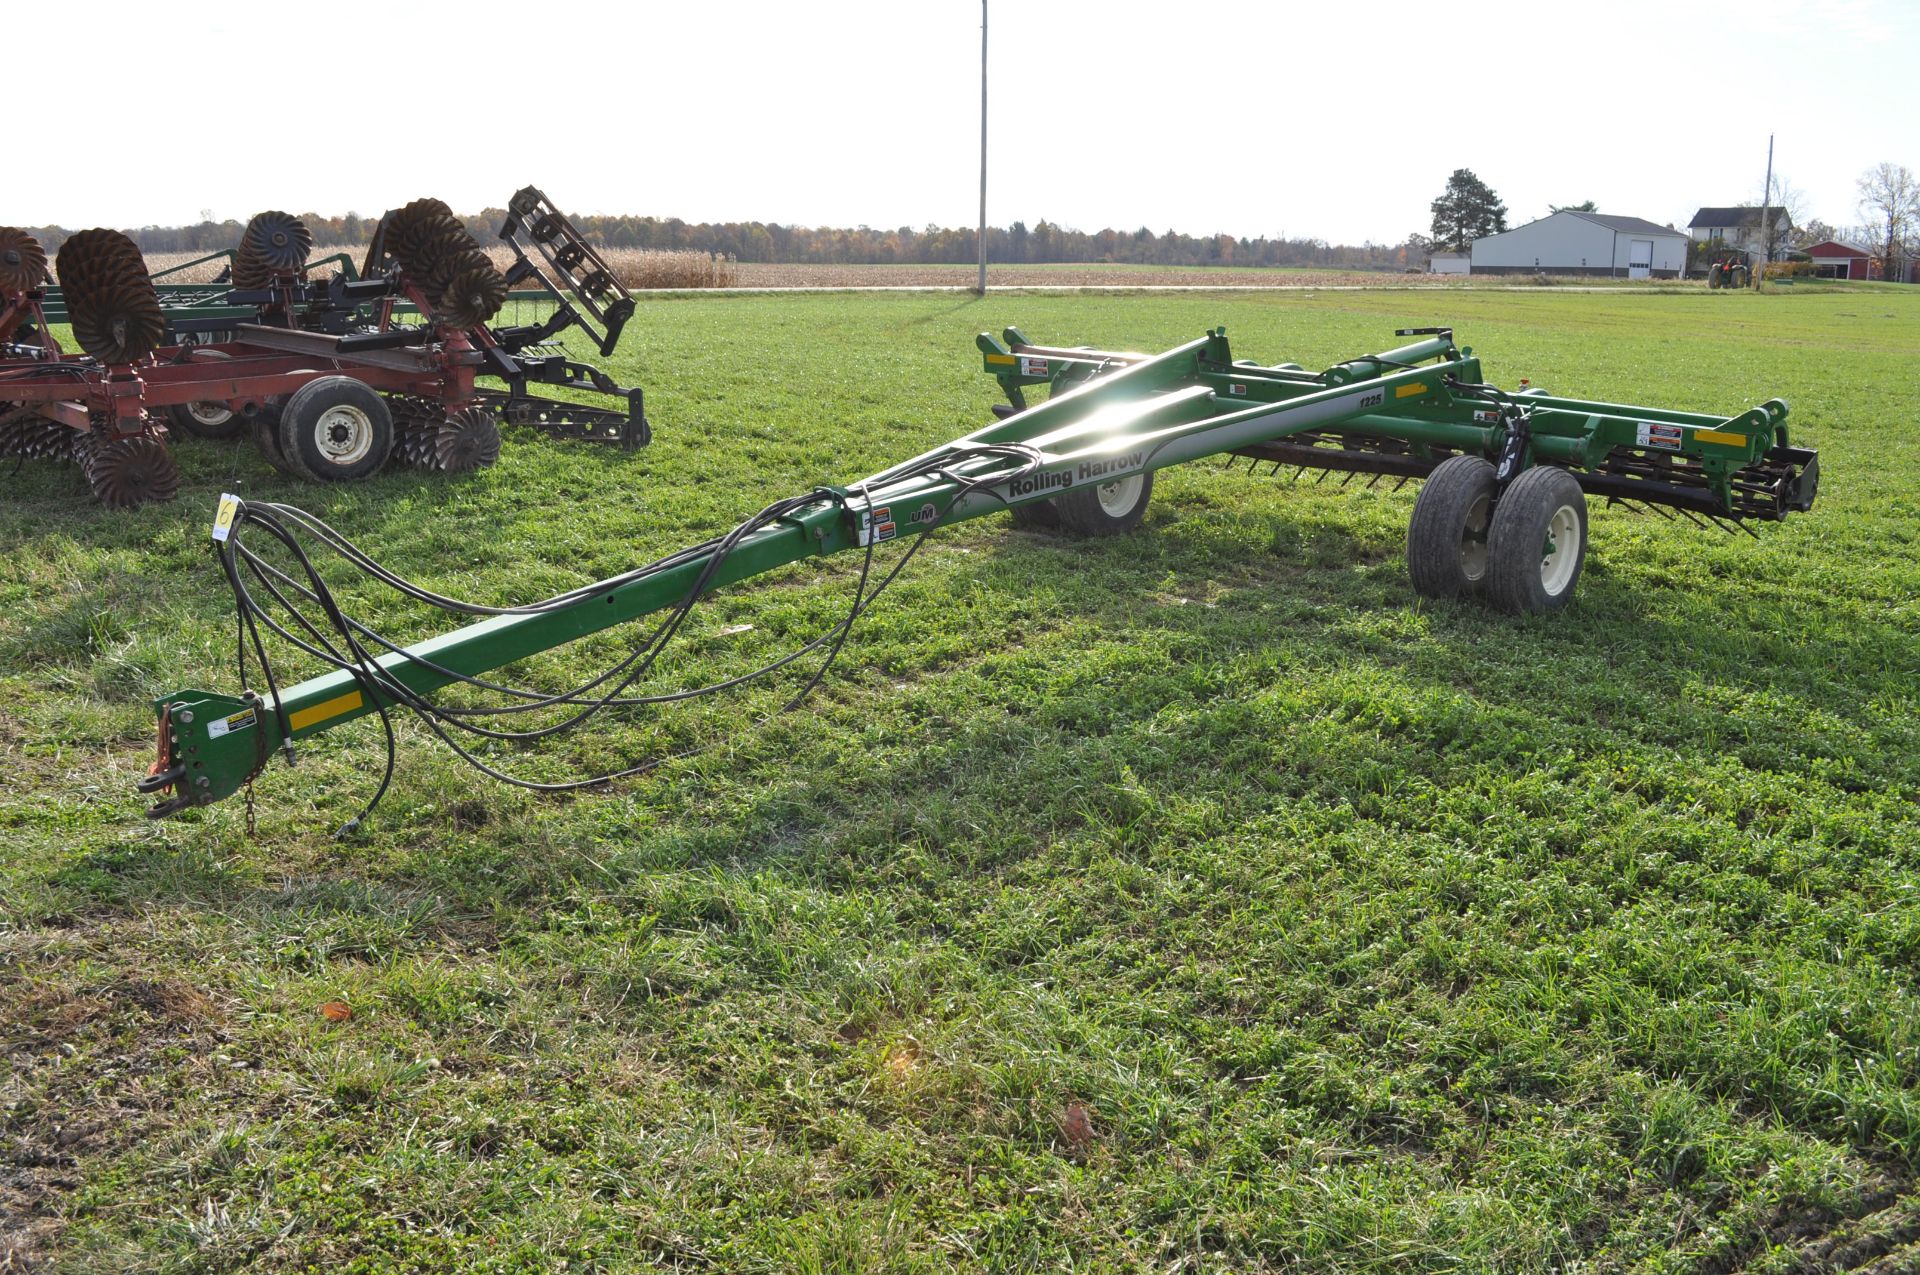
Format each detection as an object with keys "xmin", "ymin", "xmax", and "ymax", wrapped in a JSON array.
[
  {"xmin": 978, "ymin": 327, "xmax": 1816, "ymax": 523},
  {"xmin": 140, "ymin": 327, "xmax": 1818, "ymax": 818}
]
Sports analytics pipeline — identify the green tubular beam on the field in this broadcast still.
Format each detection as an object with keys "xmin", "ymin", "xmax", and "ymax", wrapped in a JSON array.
[{"xmin": 143, "ymin": 327, "xmax": 1816, "ymax": 817}]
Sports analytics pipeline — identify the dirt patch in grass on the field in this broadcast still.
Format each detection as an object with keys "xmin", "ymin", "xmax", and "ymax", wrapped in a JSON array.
[{"xmin": 1, "ymin": 943, "xmax": 234, "ymax": 1266}]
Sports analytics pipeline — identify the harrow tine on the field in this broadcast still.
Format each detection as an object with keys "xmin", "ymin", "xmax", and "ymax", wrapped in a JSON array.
[
  {"xmin": 1676, "ymin": 507, "xmax": 1715, "ymax": 532},
  {"xmin": 1314, "ymin": 469, "xmax": 1330, "ymax": 485},
  {"xmin": 1366, "ymin": 473, "xmax": 1382, "ymax": 489},
  {"xmin": 1290, "ymin": 466, "xmax": 1305, "ymax": 483},
  {"xmin": 1339, "ymin": 471, "xmax": 1355, "ymax": 486},
  {"xmin": 1391, "ymin": 476, "xmax": 1411, "ymax": 492}
]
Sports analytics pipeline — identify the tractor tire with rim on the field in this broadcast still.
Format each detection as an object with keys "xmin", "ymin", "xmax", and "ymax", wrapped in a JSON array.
[
  {"xmin": 1406, "ymin": 454, "xmax": 1496, "ymax": 599},
  {"xmin": 277, "ymin": 376, "xmax": 394, "ymax": 482},
  {"xmin": 1486, "ymin": 464, "xmax": 1588, "ymax": 614},
  {"xmin": 165, "ymin": 350, "xmax": 244, "ymax": 440},
  {"xmin": 1053, "ymin": 470, "xmax": 1153, "ymax": 537}
]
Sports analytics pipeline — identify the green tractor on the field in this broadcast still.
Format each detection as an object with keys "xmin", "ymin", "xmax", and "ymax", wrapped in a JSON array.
[{"xmin": 1706, "ymin": 254, "xmax": 1751, "ymax": 289}]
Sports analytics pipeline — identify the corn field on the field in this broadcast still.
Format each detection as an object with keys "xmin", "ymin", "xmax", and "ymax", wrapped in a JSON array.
[{"xmin": 137, "ymin": 246, "xmax": 739, "ymax": 289}]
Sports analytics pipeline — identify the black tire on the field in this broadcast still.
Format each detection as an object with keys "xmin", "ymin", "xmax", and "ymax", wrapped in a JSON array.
[
  {"xmin": 165, "ymin": 351, "xmax": 244, "ymax": 440},
  {"xmin": 1009, "ymin": 499, "xmax": 1061, "ymax": 530},
  {"xmin": 1054, "ymin": 470, "xmax": 1153, "ymax": 537},
  {"xmin": 1486, "ymin": 465, "xmax": 1588, "ymax": 614},
  {"xmin": 249, "ymin": 398, "xmax": 299, "ymax": 476},
  {"xmin": 169, "ymin": 398, "xmax": 244, "ymax": 441},
  {"xmin": 1406, "ymin": 455, "xmax": 1496, "ymax": 599},
  {"xmin": 277, "ymin": 376, "xmax": 394, "ymax": 482}
]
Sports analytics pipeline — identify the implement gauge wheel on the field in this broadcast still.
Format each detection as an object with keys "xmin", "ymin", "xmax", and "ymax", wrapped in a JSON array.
[
  {"xmin": 1407, "ymin": 455, "xmax": 1496, "ymax": 599},
  {"xmin": 277, "ymin": 376, "xmax": 394, "ymax": 482},
  {"xmin": 1487, "ymin": 465, "xmax": 1588, "ymax": 614},
  {"xmin": 1054, "ymin": 471, "xmax": 1153, "ymax": 537}
]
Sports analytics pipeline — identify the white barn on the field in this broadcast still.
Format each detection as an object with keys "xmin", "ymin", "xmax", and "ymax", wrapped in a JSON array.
[{"xmin": 1470, "ymin": 211, "xmax": 1688, "ymax": 279}]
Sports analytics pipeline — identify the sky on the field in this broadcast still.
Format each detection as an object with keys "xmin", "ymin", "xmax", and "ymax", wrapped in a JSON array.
[{"xmin": 30, "ymin": 0, "xmax": 1918, "ymax": 244}]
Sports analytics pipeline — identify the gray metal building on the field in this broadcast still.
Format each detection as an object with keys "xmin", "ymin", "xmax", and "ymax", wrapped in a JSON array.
[{"xmin": 1471, "ymin": 212, "xmax": 1689, "ymax": 278}]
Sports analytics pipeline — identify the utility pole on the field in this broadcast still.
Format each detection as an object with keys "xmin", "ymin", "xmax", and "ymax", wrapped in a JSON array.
[
  {"xmin": 976, "ymin": 0, "xmax": 988, "ymax": 296},
  {"xmin": 1756, "ymin": 132, "xmax": 1774, "ymax": 291}
]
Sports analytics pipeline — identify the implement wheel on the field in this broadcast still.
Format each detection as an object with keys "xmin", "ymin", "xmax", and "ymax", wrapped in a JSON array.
[
  {"xmin": 169, "ymin": 397, "xmax": 244, "ymax": 441},
  {"xmin": 277, "ymin": 376, "xmax": 393, "ymax": 482},
  {"xmin": 249, "ymin": 398, "xmax": 298, "ymax": 476},
  {"xmin": 1054, "ymin": 471, "xmax": 1153, "ymax": 537},
  {"xmin": 166, "ymin": 351, "xmax": 244, "ymax": 440},
  {"xmin": 1407, "ymin": 455, "xmax": 1497, "ymax": 599},
  {"xmin": 1009, "ymin": 498, "xmax": 1061, "ymax": 530},
  {"xmin": 1487, "ymin": 465, "xmax": 1588, "ymax": 614}
]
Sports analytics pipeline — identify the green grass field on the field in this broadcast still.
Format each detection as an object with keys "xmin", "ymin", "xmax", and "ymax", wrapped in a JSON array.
[{"xmin": 3, "ymin": 287, "xmax": 1918, "ymax": 1273}]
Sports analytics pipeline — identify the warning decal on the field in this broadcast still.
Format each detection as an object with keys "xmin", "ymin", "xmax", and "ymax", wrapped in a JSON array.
[
  {"xmin": 207, "ymin": 707, "xmax": 257, "ymax": 739},
  {"xmin": 1019, "ymin": 357, "xmax": 1050, "ymax": 377},
  {"xmin": 1636, "ymin": 421, "xmax": 1685, "ymax": 451},
  {"xmin": 862, "ymin": 505, "xmax": 897, "ymax": 545}
]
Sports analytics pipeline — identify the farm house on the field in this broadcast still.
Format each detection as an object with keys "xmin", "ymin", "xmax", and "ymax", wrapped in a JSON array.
[
  {"xmin": 1470, "ymin": 210, "xmax": 1688, "ymax": 278},
  {"xmin": 1689, "ymin": 205, "xmax": 1793, "ymax": 256}
]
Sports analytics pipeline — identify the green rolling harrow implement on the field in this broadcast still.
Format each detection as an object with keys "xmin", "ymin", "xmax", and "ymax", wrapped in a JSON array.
[{"xmin": 140, "ymin": 326, "xmax": 1818, "ymax": 825}]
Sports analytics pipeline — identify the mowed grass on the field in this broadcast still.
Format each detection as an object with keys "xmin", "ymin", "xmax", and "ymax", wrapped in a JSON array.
[{"xmin": 2, "ymin": 287, "xmax": 1918, "ymax": 1273}]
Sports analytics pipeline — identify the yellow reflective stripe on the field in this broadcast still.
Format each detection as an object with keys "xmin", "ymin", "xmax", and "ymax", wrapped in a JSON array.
[
  {"xmin": 984, "ymin": 353, "xmax": 1016, "ymax": 365},
  {"xmin": 1394, "ymin": 383, "xmax": 1429, "ymax": 399},
  {"xmin": 1693, "ymin": 429, "xmax": 1746, "ymax": 446},
  {"xmin": 288, "ymin": 690, "xmax": 364, "ymax": 732}
]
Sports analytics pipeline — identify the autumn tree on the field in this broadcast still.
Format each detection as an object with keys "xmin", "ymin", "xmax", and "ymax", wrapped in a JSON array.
[
  {"xmin": 1856, "ymin": 163, "xmax": 1920, "ymax": 278},
  {"xmin": 1790, "ymin": 219, "xmax": 1838, "ymax": 251},
  {"xmin": 1429, "ymin": 169, "xmax": 1509, "ymax": 252}
]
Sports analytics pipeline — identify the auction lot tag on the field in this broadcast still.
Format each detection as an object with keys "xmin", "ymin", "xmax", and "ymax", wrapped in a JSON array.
[{"xmin": 211, "ymin": 493, "xmax": 241, "ymax": 542}]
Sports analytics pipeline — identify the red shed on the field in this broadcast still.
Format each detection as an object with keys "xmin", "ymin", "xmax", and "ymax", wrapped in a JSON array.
[{"xmin": 1805, "ymin": 240, "xmax": 1874, "ymax": 280}]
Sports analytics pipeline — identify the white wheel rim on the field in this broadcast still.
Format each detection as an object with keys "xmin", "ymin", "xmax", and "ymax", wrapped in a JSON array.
[
  {"xmin": 1460, "ymin": 493, "xmax": 1491, "ymax": 582},
  {"xmin": 1540, "ymin": 504, "xmax": 1581, "ymax": 594},
  {"xmin": 1096, "ymin": 474, "xmax": 1143, "ymax": 518},
  {"xmin": 187, "ymin": 400, "xmax": 233, "ymax": 427},
  {"xmin": 313, "ymin": 404, "xmax": 374, "ymax": 466}
]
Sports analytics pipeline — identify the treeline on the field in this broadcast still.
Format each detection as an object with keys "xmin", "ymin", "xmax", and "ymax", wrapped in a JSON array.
[
  {"xmin": 19, "ymin": 211, "xmax": 1426, "ymax": 271},
  {"xmin": 522, "ymin": 214, "xmax": 1423, "ymax": 270}
]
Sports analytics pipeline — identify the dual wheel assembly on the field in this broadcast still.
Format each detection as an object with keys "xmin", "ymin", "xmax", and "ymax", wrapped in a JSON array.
[
  {"xmin": 1407, "ymin": 456, "xmax": 1587, "ymax": 614},
  {"xmin": 1008, "ymin": 456, "xmax": 1585, "ymax": 615},
  {"xmin": 244, "ymin": 377, "xmax": 502, "ymax": 483}
]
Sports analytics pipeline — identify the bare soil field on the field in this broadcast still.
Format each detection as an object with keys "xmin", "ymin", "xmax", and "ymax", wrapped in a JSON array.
[
  {"xmin": 728, "ymin": 262, "xmax": 1434, "ymax": 288},
  {"xmin": 136, "ymin": 250, "xmax": 1480, "ymax": 291},
  {"xmin": 134, "ymin": 251, "xmax": 1777, "ymax": 291}
]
